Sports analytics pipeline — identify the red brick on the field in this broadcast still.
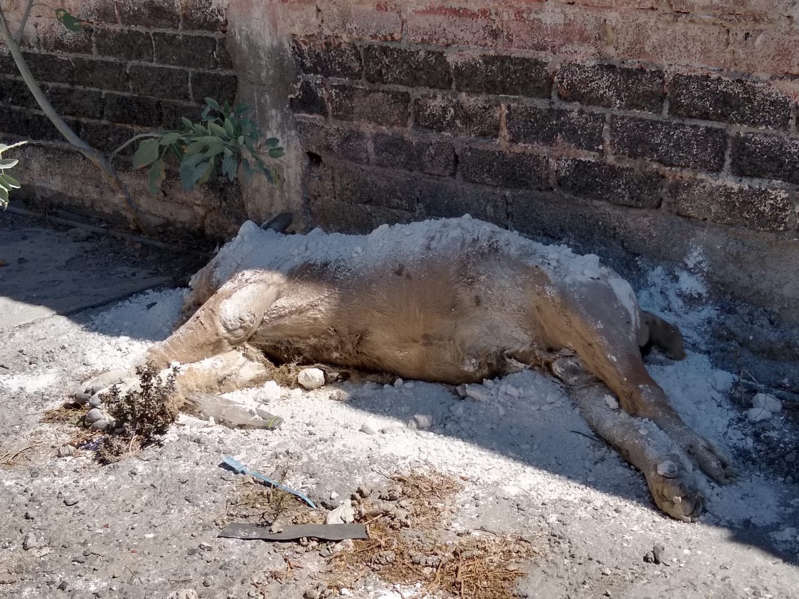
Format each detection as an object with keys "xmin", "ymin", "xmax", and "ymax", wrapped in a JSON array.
[
  {"xmin": 320, "ymin": 4, "xmax": 402, "ymax": 41},
  {"xmin": 608, "ymin": 13, "xmax": 731, "ymax": 71},
  {"xmin": 505, "ymin": 7, "xmax": 604, "ymax": 57},
  {"xmin": 405, "ymin": 7, "xmax": 509, "ymax": 48}
]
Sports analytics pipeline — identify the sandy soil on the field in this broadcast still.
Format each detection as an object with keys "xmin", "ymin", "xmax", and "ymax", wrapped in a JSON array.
[{"xmin": 0, "ymin": 217, "xmax": 797, "ymax": 599}]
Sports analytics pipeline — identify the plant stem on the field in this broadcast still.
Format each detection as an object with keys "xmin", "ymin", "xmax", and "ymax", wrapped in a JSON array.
[
  {"xmin": 0, "ymin": 6, "xmax": 145, "ymax": 230},
  {"xmin": 15, "ymin": 0, "xmax": 33, "ymax": 42},
  {"xmin": 110, "ymin": 132, "xmax": 161, "ymax": 158}
]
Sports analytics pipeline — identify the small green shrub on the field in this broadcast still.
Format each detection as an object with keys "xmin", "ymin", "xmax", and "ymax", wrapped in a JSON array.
[
  {"xmin": 128, "ymin": 97, "xmax": 285, "ymax": 194},
  {"xmin": 0, "ymin": 141, "xmax": 26, "ymax": 209}
]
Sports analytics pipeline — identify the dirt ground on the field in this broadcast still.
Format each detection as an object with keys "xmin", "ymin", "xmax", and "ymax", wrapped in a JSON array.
[{"xmin": 0, "ymin": 212, "xmax": 797, "ymax": 599}]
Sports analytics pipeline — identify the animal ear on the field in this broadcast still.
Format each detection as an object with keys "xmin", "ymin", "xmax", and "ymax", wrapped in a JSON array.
[{"xmin": 640, "ymin": 311, "xmax": 686, "ymax": 361}]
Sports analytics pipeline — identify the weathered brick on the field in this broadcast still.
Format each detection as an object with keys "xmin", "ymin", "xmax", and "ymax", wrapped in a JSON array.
[
  {"xmin": 104, "ymin": 93, "xmax": 161, "ymax": 126},
  {"xmin": 556, "ymin": 63, "xmax": 664, "ymax": 113},
  {"xmin": 71, "ymin": 58, "xmax": 128, "ymax": 92},
  {"xmin": 295, "ymin": 118, "xmax": 369, "ymax": 165},
  {"xmin": 335, "ymin": 164, "xmax": 417, "ymax": 211},
  {"xmin": 46, "ymin": 86, "xmax": 104, "ymax": 119},
  {"xmin": 23, "ymin": 52, "xmax": 75, "ymax": 84},
  {"xmin": 507, "ymin": 105, "xmax": 604, "ymax": 151},
  {"xmin": 291, "ymin": 36, "xmax": 362, "ymax": 78},
  {"xmin": 95, "ymin": 29, "xmax": 153, "ymax": 62},
  {"xmin": 414, "ymin": 95, "xmax": 499, "ymax": 138},
  {"xmin": 180, "ymin": 0, "xmax": 227, "ymax": 32},
  {"xmin": 130, "ymin": 65, "xmax": 189, "ymax": 100},
  {"xmin": 611, "ymin": 117, "xmax": 726, "ymax": 171},
  {"xmin": 319, "ymin": 4, "xmax": 403, "ymax": 42},
  {"xmin": 363, "ymin": 45, "xmax": 451, "ymax": 89},
  {"xmin": 310, "ymin": 198, "xmax": 413, "ymax": 234},
  {"xmin": 731, "ymin": 132, "xmax": 799, "ymax": 184},
  {"xmin": 160, "ymin": 101, "xmax": 204, "ymax": 128},
  {"xmin": 0, "ymin": 107, "xmax": 64, "ymax": 141},
  {"xmin": 289, "ymin": 79, "xmax": 327, "ymax": 116},
  {"xmin": 668, "ymin": 74, "xmax": 790, "ymax": 130},
  {"xmin": 191, "ymin": 71, "xmax": 237, "ymax": 104},
  {"xmin": 557, "ymin": 159, "xmax": 663, "ymax": 208},
  {"xmin": 373, "ymin": 134, "xmax": 456, "ymax": 177},
  {"xmin": 79, "ymin": 121, "xmax": 137, "ymax": 154},
  {"xmin": 416, "ymin": 177, "xmax": 508, "ymax": 224},
  {"xmin": 328, "ymin": 84, "xmax": 409, "ymax": 127},
  {"xmin": 154, "ymin": 33, "xmax": 219, "ymax": 69},
  {"xmin": 453, "ymin": 54, "xmax": 550, "ymax": 98},
  {"xmin": 39, "ymin": 27, "xmax": 93, "ymax": 55},
  {"xmin": 506, "ymin": 9, "xmax": 603, "ymax": 55},
  {"xmin": 668, "ymin": 178, "xmax": 796, "ymax": 232},
  {"xmin": 405, "ymin": 9, "xmax": 510, "ymax": 48},
  {"xmin": 460, "ymin": 147, "xmax": 549, "ymax": 189},
  {"xmin": 0, "ymin": 78, "xmax": 35, "ymax": 108},
  {"xmin": 116, "ymin": 0, "xmax": 181, "ymax": 29}
]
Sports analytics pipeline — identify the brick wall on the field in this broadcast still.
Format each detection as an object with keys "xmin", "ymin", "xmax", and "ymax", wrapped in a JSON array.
[
  {"xmin": 1, "ymin": 0, "xmax": 798, "ymax": 319},
  {"xmin": 279, "ymin": 0, "xmax": 799, "ymax": 320},
  {"xmin": 0, "ymin": 0, "xmax": 240, "ymax": 235}
]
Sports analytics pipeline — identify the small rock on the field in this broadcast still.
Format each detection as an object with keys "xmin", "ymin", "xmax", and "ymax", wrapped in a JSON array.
[
  {"xmin": 393, "ymin": 377, "xmax": 404, "ymax": 387},
  {"xmin": 88, "ymin": 395, "xmax": 103, "ymax": 409},
  {"xmin": 412, "ymin": 414, "xmax": 433, "ymax": 430},
  {"xmin": 464, "ymin": 384, "xmax": 492, "ymax": 401},
  {"xmin": 753, "ymin": 392, "xmax": 782, "ymax": 413},
  {"xmin": 167, "ymin": 591, "xmax": 199, "ymax": 599},
  {"xmin": 22, "ymin": 532, "xmax": 43, "ymax": 551},
  {"xmin": 652, "ymin": 543, "xmax": 667, "ymax": 564},
  {"xmin": 746, "ymin": 407, "xmax": 772, "ymax": 423},
  {"xmin": 359, "ymin": 423, "xmax": 377, "ymax": 435},
  {"xmin": 297, "ymin": 368, "xmax": 325, "ymax": 390},
  {"xmin": 455, "ymin": 384, "xmax": 468, "ymax": 398},
  {"xmin": 326, "ymin": 502, "xmax": 355, "ymax": 525},
  {"xmin": 63, "ymin": 497, "xmax": 79, "ymax": 507},
  {"xmin": 57, "ymin": 445, "xmax": 74, "ymax": 458},
  {"xmin": 23, "ymin": 511, "xmax": 33, "ymax": 520},
  {"xmin": 90, "ymin": 419, "xmax": 111, "ymax": 431},
  {"xmin": 270, "ymin": 521, "xmax": 285, "ymax": 534},
  {"xmin": 603, "ymin": 394, "xmax": 619, "ymax": 410},
  {"xmin": 356, "ymin": 485, "xmax": 372, "ymax": 498},
  {"xmin": 330, "ymin": 491, "xmax": 339, "ymax": 500},
  {"xmin": 57, "ymin": 580, "xmax": 67, "ymax": 591},
  {"xmin": 84, "ymin": 408, "xmax": 104, "ymax": 424}
]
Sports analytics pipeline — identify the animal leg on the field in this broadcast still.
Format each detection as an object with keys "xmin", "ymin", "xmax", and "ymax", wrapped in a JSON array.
[
  {"xmin": 639, "ymin": 311, "xmax": 685, "ymax": 360},
  {"xmin": 146, "ymin": 271, "xmax": 285, "ymax": 368},
  {"xmin": 551, "ymin": 356, "xmax": 703, "ymax": 521},
  {"xmin": 559, "ymin": 284, "xmax": 734, "ymax": 483}
]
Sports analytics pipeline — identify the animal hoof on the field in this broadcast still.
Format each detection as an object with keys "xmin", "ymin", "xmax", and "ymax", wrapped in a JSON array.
[
  {"xmin": 645, "ymin": 456, "xmax": 703, "ymax": 522},
  {"xmin": 682, "ymin": 434, "xmax": 735, "ymax": 485}
]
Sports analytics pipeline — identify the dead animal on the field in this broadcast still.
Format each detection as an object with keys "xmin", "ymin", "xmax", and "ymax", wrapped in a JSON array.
[{"xmin": 84, "ymin": 216, "xmax": 733, "ymax": 521}]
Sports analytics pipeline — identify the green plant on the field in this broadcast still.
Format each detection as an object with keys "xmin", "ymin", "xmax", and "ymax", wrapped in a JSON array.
[
  {"xmin": 122, "ymin": 98, "xmax": 285, "ymax": 194},
  {"xmin": 0, "ymin": 141, "xmax": 25, "ymax": 209}
]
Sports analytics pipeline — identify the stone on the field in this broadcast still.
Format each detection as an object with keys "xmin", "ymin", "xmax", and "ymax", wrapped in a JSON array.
[
  {"xmin": 89, "ymin": 394, "xmax": 103, "ymax": 408},
  {"xmin": 57, "ymin": 445, "xmax": 74, "ymax": 458},
  {"xmin": 84, "ymin": 408, "xmax": 104, "ymax": 423},
  {"xmin": 364, "ymin": 45, "xmax": 451, "ymax": 89},
  {"xmin": 610, "ymin": 116, "xmax": 726, "ymax": 171},
  {"xmin": 297, "ymin": 368, "xmax": 326, "ymax": 390},
  {"xmin": 667, "ymin": 74, "xmax": 790, "ymax": 129},
  {"xmin": 460, "ymin": 146, "xmax": 549, "ymax": 190},
  {"xmin": 22, "ymin": 532, "xmax": 43, "ymax": 551},
  {"xmin": 557, "ymin": 63, "xmax": 664, "ymax": 113},
  {"xmin": 326, "ymin": 502, "xmax": 356, "ymax": 525},
  {"xmin": 454, "ymin": 54, "xmax": 551, "ymax": 98},
  {"xmin": 167, "ymin": 591, "xmax": 199, "ymax": 599},
  {"xmin": 359, "ymin": 423, "xmax": 377, "ymax": 435},
  {"xmin": 557, "ymin": 159, "xmax": 664, "ymax": 209},
  {"xmin": 731, "ymin": 132, "xmax": 799, "ymax": 184},
  {"xmin": 412, "ymin": 414, "xmax": 433, "ymax": 430},
  {"xmin": 91, "ymin": 419, "xmax": 111, "ymax": 431},
  {"xmin": 414, "ymin": 95, "xmax": 500, "ymax": 138},
  {"xmin": 753, "ymin": 392, "xmax": 782, "ymax": 413},
  {"xmin": 464, "ymin": 384, "xmax": 492, "ymax": 402},
  {"xmin": 507, "ymin": 105, "xmax": 604, "ymax": 151},
  {"xmin": 746, "ymin": 407, "xmax": 772, "ymax": 423},
  {"xmin": 327, "ymin": 84, "xmax": 410, "ymax": 127},
  {"xmin": 63, "ymin": 497, "xmax": 79, "ymax": 507}
]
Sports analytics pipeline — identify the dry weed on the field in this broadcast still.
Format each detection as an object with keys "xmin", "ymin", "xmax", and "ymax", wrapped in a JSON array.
[
  {"xmin": 41, "ymin": 402, "xmax": 84, "ymax": 425},
  {"xmin": 328, "ymin": 472, "xmax": 535, "ymax": 599}
]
